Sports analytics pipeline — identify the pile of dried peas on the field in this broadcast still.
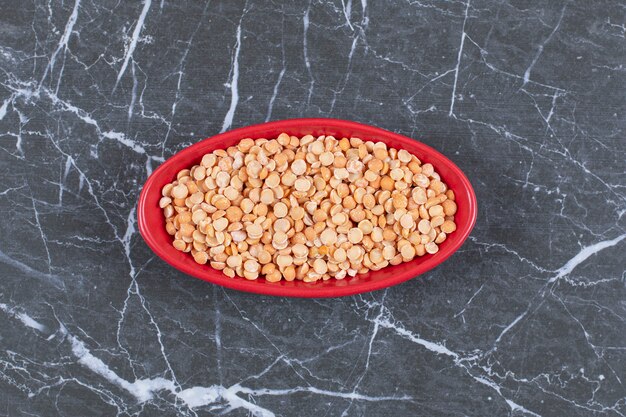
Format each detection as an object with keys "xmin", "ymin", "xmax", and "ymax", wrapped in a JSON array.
[{"xmin": 160, "ymin": 133, "xmax": 457, "ymax": 283}]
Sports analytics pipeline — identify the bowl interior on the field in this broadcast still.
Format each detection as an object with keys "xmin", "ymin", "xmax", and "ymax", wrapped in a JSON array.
[{"xmin": 138, "ymin": 118, "xmax": 477, "ymax": 297}]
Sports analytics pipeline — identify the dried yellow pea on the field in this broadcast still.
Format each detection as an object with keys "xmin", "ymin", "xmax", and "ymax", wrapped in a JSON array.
[{"xmin": 162, "ymin": 133, "xmax": 457, "ymax": 283}]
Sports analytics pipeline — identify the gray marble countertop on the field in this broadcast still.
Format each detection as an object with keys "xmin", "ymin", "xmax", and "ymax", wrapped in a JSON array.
[{"xmin": 1, "ymin": 1, "xmax": 625, "ymax": 416}]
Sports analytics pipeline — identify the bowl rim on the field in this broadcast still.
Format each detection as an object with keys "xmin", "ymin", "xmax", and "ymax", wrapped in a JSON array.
[{"xmin": 137, "ymin": 118, "xmax": 477, "ymax": 297}]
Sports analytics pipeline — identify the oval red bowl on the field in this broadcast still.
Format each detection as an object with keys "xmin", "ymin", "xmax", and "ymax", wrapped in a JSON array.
[{"xmin": 137, "ymin": 118, "xmax": 477, "ymax": 298}]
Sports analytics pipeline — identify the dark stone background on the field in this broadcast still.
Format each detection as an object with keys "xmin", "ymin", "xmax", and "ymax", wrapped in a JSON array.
[{"xmin": 0, "ymin": 1, "xmax": 624, "ymax": 416}]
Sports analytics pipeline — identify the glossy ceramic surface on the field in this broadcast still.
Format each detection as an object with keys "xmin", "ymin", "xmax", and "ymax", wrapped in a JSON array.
[{"xmin": 137, "ymin": 118, "xmax": 477, "ymax": 297}]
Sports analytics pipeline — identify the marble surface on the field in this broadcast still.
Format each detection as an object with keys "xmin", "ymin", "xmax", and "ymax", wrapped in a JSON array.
[{"xmin": 0, "ymin": 0, "xmax": 625, "ymax": 416}]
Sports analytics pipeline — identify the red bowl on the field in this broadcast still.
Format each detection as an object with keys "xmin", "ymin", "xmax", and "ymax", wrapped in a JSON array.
[{"xmin": 137, "ymin": 118, "xmax": 477, "ymax": 297}]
